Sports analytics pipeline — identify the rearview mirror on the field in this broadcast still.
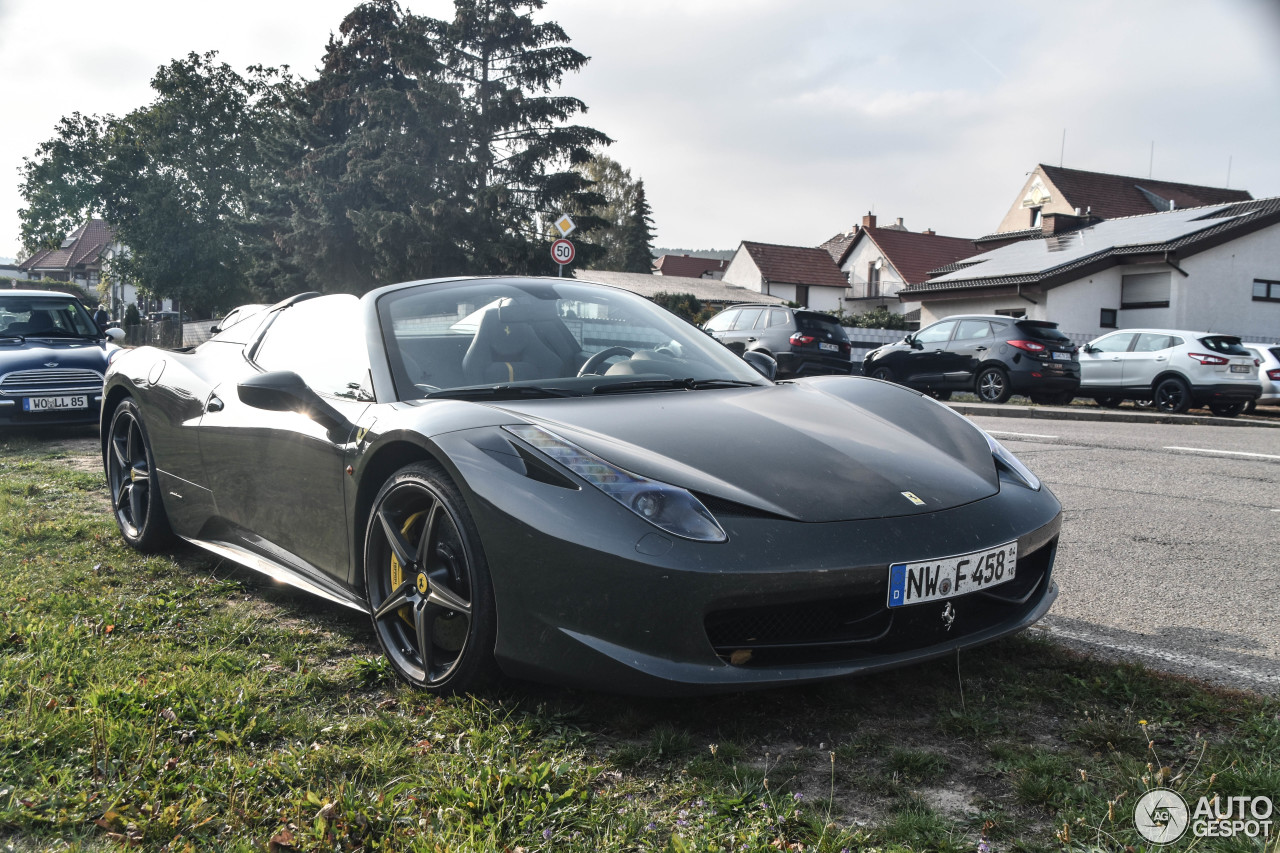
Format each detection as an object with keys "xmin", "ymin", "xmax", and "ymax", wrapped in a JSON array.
[
  {"xmin": 238, "ymin": 371, "xmax": 353, "ymax": 439},
  {"xmin": 742, "ymin": 350, "xmax": 778, "ymax": 381}
]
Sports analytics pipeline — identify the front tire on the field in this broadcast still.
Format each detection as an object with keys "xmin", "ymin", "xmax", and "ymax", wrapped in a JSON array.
[
  {"xmin": 1153, "ymin": 377, "xmax": 1191, "ymax": 414},
  {"xmin": 869, "ymin": 365, "xmax": 895, "ymax": 382},
  {"xmin": 975, "ymin": 367, "xmax": 1012, "ymax": 404},
  {"xmin": 105, "ymin": 399, "xmax": 173, "ymax": 552},
  {"xmin": 364, "ymin": 462, "xmax": 497, "ymax": 694}
]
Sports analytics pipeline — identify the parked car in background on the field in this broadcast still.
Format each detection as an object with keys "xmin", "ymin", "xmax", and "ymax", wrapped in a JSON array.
[
  {"xmin": 1240, "ymin": 342, "xmax": 1280, "ymax": 411},
  {"xmin": 1079, "ymin": 329, "xmax": 1260, "ymax": 416},
  {"xmin": 0, "ymin": 290, "xmax": 125, "ymax": 427},
  {"xmin": 702, "ymin": 304, "xmax": 853, "ymax": 378},
  {"xmin": 863, "ymin": 315, "xmax": 1079, "ymax": 404}
]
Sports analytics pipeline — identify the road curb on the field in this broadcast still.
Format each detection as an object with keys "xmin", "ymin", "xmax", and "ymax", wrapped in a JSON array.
[{"xmin": 947, "ymin": 402, "xmax": 1280, "ymax": 428}]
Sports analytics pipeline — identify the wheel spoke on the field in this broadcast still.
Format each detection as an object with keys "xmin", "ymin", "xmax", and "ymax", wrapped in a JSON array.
[
  {"xmin": 116, "ymin": 481, "xmax": 132, "ymax": 512},
  {"xmin": 377, "ymin": 508, "xmax": 416, "ymax": 568},
  {"xmin": 126, "ymin": 422, "xmax": 138, "ymax": 466},
  {"xmin": 426, "ymin": 578, "xmax": 471, "ymax": 616},
  {"xmin": 129, "ymin": 478, "xmax": 146, "ymax": 527},
  {"xmin": 414, "ymin": 600, "xmax": 435, "ymax": 678},
  {"xmin": 373, "ymin": 579, "xmax": 415, "ymax": 621},
  {"xmin": 414, "ymin": 501, "xmax": 441, "ymax": 566},
  {"xmin": 111, "ymin": 433, "xmax": 128, "ymax": 469}
]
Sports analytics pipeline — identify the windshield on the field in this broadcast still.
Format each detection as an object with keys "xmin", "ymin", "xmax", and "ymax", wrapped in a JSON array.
[
  {"xmin": 377, "ymin": 279, "xmax": 767, "ymax": 399},
  {"xmin": 795, "ymin": 311, "xmax": 848, "ymax": 341},
  {"xmin": 0, "ymin": 296, "xmax": 100, "ymax": 338}
]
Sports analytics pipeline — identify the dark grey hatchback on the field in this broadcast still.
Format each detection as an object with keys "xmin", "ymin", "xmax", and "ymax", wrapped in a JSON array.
[
  {"xmin": 863, "ymin": 315, "xmax": 1080, "ymax": 404},
  {"xmin": 703, "ymin": 304, "xmax": 853, "ymax": 378}
]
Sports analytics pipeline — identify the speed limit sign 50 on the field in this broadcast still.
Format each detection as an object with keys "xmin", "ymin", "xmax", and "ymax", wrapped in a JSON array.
[{"xmin": 551, "ymin": 238, "xmax": 575, "ymax": 265}]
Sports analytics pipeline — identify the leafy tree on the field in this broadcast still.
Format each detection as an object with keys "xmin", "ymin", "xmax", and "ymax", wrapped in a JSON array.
[
  {"xmin": 568, "ymin": 154, "xmax": 655, "ymax": 272},
  {"xmin": 435, "ymin": 0, "xmax": 611, "ymax": 274},
  {"xmin": 18, "ymin": 52, "xmax": 293, "ymax": 317}
]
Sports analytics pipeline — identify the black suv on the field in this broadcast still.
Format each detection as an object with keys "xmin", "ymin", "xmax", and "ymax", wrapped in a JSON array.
[
  {"xmin": 703, "ymin": 304, "xmax": 853, "ymax": 378},
  {"xmin": 863, "ymin": 315, "xmax": 1080, "ymax": 404}
]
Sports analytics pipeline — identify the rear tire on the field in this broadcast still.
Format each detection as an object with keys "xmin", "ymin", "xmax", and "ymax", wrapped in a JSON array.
[
  {"xmin": 975, "ymin": 367, "xmax": 1012, "ymax": 404},
  {"xmin": 105, "ymin": 399, "xmax": 173, "ymax": 553},
  {"xmin": 1208, "ymin": 401, "xmax": 1245, "ymax": 418},
  {"xmin": 1153, "ymin": 377, "xmax": 1191, "ymax": 414},
  {"xmin": 364, "ymin": 461, "xmax": 497, "ymax": 694}
]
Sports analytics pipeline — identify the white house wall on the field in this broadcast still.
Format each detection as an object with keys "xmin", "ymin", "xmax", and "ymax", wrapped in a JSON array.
[
  {"xmin": 722, "ymin": 248, "xmax": 764, "ymax": 293},
  {"xmin": 841, "ymin": 238, "xmax": 906, "ymax": 306},
  {"xmin": 918, "ymin": 221, "xmax": 1280, "ymax": 339}
]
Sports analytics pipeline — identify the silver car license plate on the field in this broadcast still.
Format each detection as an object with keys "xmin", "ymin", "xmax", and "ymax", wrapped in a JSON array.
[{"xmin": 887, "ymin": 541, "xmax": 1018, "ymax": 608}]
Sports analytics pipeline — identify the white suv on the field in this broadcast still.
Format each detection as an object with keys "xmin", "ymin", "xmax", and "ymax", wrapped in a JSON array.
[
  {"xmin": 1241, "ymin": 342, "xmax": 1280, "ymax": 411},
  {"xmin": 1079, "ymin": 329, "xmax": 1261, "ymax": 417}
]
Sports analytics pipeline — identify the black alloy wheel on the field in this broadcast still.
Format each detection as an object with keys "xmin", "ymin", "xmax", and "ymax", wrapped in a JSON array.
[
  {"xmin": 105, "ymin": 399, "xmax": 173, "ymax": 552},
  {"xmin": 869, "ymin": 365, "xmax": 895, "ymax": 382},
  {"xmin": 1209, "ymin": 401, "xmax": 1246, "ymax": 418},
  {"xmin": 364, "ymin": 462, "xmax": 496, "ymax": 693},
  {"xmin": 1153, "ymin": 377, "xmax": 1192, "ymax": 414},
  {"xmin": 1094, "ymin": 396, "xmax": 1124, "ymax": 409},
  {"xmin": 975, "ymin": 366, "xmax": 1012, "ymax": 404}
]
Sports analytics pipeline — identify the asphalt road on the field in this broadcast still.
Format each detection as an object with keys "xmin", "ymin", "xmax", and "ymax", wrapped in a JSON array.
[{"xmin": 970, "ymin": 415, "xmax": 1280, "ymax": 693}]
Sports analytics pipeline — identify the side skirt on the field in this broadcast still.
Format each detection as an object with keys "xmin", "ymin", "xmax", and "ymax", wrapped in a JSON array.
[{"xmin": 180, "ymin": 536, "xmax": 368, "ymax": 613}]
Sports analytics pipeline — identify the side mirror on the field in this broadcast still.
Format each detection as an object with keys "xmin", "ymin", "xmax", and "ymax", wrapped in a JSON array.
[
  {"xmin": 104, "ymin": 327, "xmax": 126, "ymax": 342},
  {"xmin": 742, "ymin": 350, "xmax": 778, "ymax": 381},
  {"xmin": 909, "ymin": 336, "xmax": 924, "ymax": 350},
  {"xmin": 1082, "ymin": 343, "xmax": 1096, "ymax": 354},
  {"xmin": 238, "ymin": 371, "xmax": 353, "ymax": 439}
]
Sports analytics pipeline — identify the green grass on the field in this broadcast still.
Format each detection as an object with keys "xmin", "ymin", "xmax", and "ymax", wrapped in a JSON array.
[{"xmin": 2, "ymin": 432, "xmax": 1278, "ymax": 851}]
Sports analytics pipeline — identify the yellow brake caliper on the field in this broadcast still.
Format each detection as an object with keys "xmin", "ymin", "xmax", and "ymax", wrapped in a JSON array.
[{"xmin": 390, "ymin": 511, "xmax": 426, "ymax": 628}]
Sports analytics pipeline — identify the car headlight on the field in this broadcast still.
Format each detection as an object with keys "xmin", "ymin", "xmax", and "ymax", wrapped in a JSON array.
[
  {"xmin": 504, "ymin": 424, "xmax": 727, "ymax": 542},
  {"xmin": 984, "ymin": 432, "xmax": 1041, "ymax": 490}
]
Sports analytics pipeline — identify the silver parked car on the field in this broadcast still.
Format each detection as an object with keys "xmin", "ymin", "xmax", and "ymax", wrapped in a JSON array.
[
  {"xmin": 1240, "ymin": 342, "xmax": 1280, "ymax": 411},
  {"xmin": 1079, "ymin": 328, "xmax": 1261, "ymax": 417}
]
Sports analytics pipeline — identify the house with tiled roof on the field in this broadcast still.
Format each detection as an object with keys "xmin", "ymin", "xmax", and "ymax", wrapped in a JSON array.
[
  {"xmin": 18, "ymin": 219, "xmax": 120, "ymax": 287},
  {"xmin": 722, "ymin": 241, "xmax": 849, "ymax": 312},
  {"xmin": 899, "ymin": 198, "xmax": 1280, "ymax": 339},
  {"xmin": 994, "ymin": 164, "xmax": 1252, "ymax": 235},
  {"xmin": 833, "ymin": 214, "xmax": 978, "ymax": 321},
  {"xmin": 576, "ymin": 269, "xmax": 784, "ymax": 309},
  {"xmin": 653, "ymin": 254, "xmax": 729, "ymax": 279}
]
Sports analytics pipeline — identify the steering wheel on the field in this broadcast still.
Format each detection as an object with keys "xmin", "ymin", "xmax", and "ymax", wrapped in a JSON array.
[{"xmin": 577, "ymin": 346, "xmax": 635, "ymax": 376}]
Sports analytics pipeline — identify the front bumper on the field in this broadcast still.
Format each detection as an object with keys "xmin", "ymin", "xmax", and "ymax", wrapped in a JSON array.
[{"xmin": 439, "ymin": 429, "xmax": 1061, "ymax": 695}]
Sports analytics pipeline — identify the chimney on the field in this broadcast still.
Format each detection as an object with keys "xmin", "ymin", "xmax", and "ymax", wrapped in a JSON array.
[
  {"xmin": 894, "ymin": 217, "xmax": 904, "ymax": 228},
  {"xmin": 862, "ymin": 212, "xmax": 877, "ymax": 228},
  {"xmin": 922, "ymin": 228, "xmax": 936, "ymax": 236},
  {"xmin": 1041, "ymin": 211, "xmax": 1083, "ymax": 235}
]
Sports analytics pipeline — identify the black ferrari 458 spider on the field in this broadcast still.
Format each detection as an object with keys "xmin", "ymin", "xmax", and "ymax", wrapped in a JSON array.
[{"xmin": 102, "ymin": 276, "xmax": 1061, "ymax": 695}]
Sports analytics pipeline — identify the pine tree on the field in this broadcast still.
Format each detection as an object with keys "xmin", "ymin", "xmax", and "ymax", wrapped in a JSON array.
[
  {"xmin": 620, "ymin": 180, "xmax": 656, "ymax": 273},
  {"xmin": 435, "ymin": 0, "xmax": 611, "ymax": 274}
]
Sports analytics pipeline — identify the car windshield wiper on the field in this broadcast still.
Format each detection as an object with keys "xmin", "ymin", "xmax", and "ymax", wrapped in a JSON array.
[
  {"xmin": 0, "ymin": 333, "xmax": 25, "ymax": 342},
  {"xmin": 424, "ymin": 384, "xmax": 583, "ymax": 401},
  {"xmin": 592, "ymin": 377, "xmax": 762, "ymax": 395}
]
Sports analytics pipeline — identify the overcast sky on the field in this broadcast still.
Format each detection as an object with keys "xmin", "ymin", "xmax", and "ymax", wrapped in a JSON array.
[{"xmin": 2, "ymin": 0, "xmax": 1278, "ymax": 262}]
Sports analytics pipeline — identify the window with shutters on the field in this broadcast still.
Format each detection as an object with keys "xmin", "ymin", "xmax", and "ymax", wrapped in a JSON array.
[{"xmin": 1120, "ymin": 272, "xmax": 1171, "ymax": 309}]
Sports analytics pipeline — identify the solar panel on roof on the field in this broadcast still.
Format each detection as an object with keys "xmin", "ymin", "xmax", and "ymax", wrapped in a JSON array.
[{"xmin": 932, "ymin": 205, "xmax": 1242, "ymax": 282}]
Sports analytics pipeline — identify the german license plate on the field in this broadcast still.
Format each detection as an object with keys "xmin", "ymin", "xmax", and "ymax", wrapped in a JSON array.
[
  {"xmin": 1052, "ymin": 351, "xmax": 1072, "ymax": 361},
  {"xmin": 887, "ymin": 541, "xmax": 1018, "ymax": 608},
  {"xmin": 22, "ymin": 395, "xmax": 88, "ymax": 412},
  {"xmin": 1230, "ymin": 364, "xmax": 1250, "ymax": 373},
  {"xmin": 819, "ymin": 342, "xmax": 839, "ymax": 352}
]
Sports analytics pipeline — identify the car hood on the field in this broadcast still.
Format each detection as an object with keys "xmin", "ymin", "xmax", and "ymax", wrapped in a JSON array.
[
  {"xmin": 0, "ymin": 339, "xmax": 112, "ymax": 372},
  {"xmin": 493, "ymin": 376, "xmax": 1000, "ymax": 522}
]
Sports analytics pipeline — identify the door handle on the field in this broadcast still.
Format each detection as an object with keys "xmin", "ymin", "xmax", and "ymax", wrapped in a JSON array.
[
  {"xmin": 206, "ymin": 395, "xmax": 224, "ymax": 413},
  {"xmin": 975, "ymin": 346, "xmax": 987, "ymax": 352},
  {"xmin": 747, "ymin": 337, "xmax": 757, "ymax": 342},
  {"xmin": 1155, "ymin": 356, "xmax": 1166, "ymax": 361}
]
